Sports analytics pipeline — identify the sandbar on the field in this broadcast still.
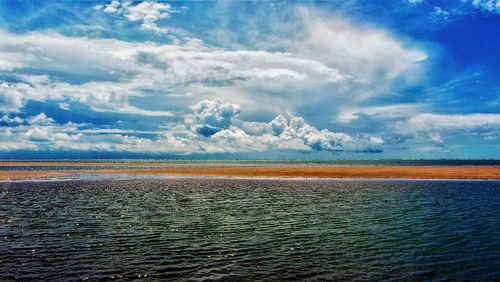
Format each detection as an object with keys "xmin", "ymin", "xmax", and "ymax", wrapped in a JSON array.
[
  {"xmin": 92, "ymin": 166, "xmax": 500, "ymax": 179},
  {"xmin": 0, "ymin": 170, "xmax": 75, "ymax": 180},
  {"xmin": 0, "ymin": 164, "xmax": 499, "ymax": 180}
]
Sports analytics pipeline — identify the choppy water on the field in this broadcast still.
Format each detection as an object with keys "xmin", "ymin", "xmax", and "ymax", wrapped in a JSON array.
[{"xmin": 1, "ymin": 179, "xmax": 499, "ymax": 281}]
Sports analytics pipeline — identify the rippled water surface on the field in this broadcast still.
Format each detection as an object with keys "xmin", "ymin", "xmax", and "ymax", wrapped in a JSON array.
[{"xmin": 1, "ymin": 179, "xmax": 499, "ymax": 281}]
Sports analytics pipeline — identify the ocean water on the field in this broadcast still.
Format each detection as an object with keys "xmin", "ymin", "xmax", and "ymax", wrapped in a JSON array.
[
  {"xmin": 0, "ymin": 178, "xmax": 499, "ymax": 281},
  {"xmin": 1, "ymin": 159, "xmax": 500, "ymax": 172}
]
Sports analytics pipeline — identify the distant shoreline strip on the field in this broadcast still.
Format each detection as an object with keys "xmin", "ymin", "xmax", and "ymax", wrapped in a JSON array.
[{"xmin": 0, "ymin": 165, "xmax": 499, "ymax": 181}]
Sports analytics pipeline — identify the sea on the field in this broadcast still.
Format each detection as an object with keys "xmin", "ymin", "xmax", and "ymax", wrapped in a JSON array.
[
  {"xmin": 1, "ymin": 159, "xmax": 500, "ymax": 171},
  {"xmin": 1, "ymin": 174, "xmax": 499, "ymax": 281}
]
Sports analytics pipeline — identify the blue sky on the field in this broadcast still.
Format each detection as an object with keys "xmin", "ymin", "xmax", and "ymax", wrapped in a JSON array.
[{"xmin": 0, "ymin": 0, "xmax": 499, "ymax": 159}]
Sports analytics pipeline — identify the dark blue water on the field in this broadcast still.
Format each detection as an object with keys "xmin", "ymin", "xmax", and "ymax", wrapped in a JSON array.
[{"xmin": 1, "ymin": 179, "xmax": 499, "ymax": 281}]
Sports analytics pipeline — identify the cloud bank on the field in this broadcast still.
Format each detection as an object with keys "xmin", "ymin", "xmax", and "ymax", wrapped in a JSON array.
[{"xmin": 0, "ymin": 99, "xmax": 384, "ymax": 154}]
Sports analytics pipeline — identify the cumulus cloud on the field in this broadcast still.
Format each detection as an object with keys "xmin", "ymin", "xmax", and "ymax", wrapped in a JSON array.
[
  {"xmin": 0, "ymin": 113, "xmax": 193, "ymax": 152},
  {"xmin": 189, "ymin": 98, "xmax": 241, "ymax": 137},
  {"xmin": 96, "ymin": 0, "xmax": 178, "ymax": 32},
  {"xmin": 27, "ymin": 113, "xmax": 55, "ymax": 125},
  {"xmin": 127, "ymin": 1, "xmax": 176, "ymax": 32},
  {"xmin": 269, "ymin": 115, "xmax": 288, "ymax": 135},
  {"xmin": 0, "ymin": 77, "xmax": 62, "ymax": 113},
  {"xmin": 0, "ymin": 100, "xmax": 384, "ymax": 154},
  {"xmin": 0, "ymin": 114, "xmax": 81, "ymax": 150},
  {"xmin": 0, "ymin": 115, "xmax": 23, "ymax": 127},
  {"xmin": 189, "ymin": 100, "xmax": 385, "ymax": 153},
  {"xmin": 0, "ymin": 82, "xmax": 27, "ymax": 113},
  {"xmin": 269, "ymin": 116, "xmax": 383, "ymax": 152}
]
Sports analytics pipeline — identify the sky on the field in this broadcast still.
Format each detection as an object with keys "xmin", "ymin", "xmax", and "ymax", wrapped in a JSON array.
[{"xmin": 0, "ymin": 0, "xmax": 499, "ymax": 159}]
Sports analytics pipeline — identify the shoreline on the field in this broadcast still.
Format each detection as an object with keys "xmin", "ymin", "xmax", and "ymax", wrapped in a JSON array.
[
  {"xmin": 3, "ymin": 174, "xmax": 500, "ymax": 183},
  {"xmin": 0, "ymin": 164, "xmax": 499, "ymax": 181}
]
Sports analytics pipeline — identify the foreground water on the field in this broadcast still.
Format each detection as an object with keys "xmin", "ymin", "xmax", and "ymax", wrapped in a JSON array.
[{"xmin": 1, "ymin": 179, "xmax": 499, "ymax": 281}]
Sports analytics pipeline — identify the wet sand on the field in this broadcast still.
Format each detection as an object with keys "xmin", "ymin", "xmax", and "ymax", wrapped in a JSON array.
[
  {"xmin": 0, "ymin": 170, "xmax": 75, "ymax": 180},
  {"xmin": 94, "ymin": 166, "xmax": 500, "ymax": 180},
  {"xmin": 0, "ymin": 161, "xmax": 232, "ymax": 167},
  {"xmin": 0, "ymin": 164, "xmax": 499, "ymax": 180}
]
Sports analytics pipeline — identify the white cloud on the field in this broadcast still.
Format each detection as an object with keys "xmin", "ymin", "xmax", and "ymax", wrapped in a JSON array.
[
  {"xmin": 0, "ymin": 114, "xmax": 81, "ymax": 150},
  {"xmin": 336, "ymin": 104, "xmax": 421, "ymax": 124},
  {"xmin": 0, "ymin": 82, "xmax": 27, "ymax": 113},
  {"xmin": 336, "ymin": 106, "xmax": 500, "ymax": 145},
  {"xmin": 103, "ymin": 0, "xmax": 121, "ymax": 14},
  {"xmin": 431, "ymin": 7, "xmax": 450, "ymax": 21},
  {"xmin": 0, "ymin": 115, "xmax": 23, "ymax": 125},
  {"xmin": 220, "ymin": 6, "xmax": 429, "ymax": 122},
  {"xmin": 0, "ymin": 77, "xmax": 62, "ymax": 113},
  {"xmin": 370, "ymin": 136, "xmax": 385, "ymax": 145},
  {"xmin": 269, "ymin": 115, "xmax": 288, "ymax": 135},
  {"xmin": 27, "ymin": 113, "xmax": 55, "ymax": 125},
  {"xmin": 279, "ymin": 116, "xmax": 382, "ymax": 152},
  {"xmin": 98, "ymin": 0, "xmax": 177, "ymax": 32},
  {"xmin": 187, "ymin": 100, "xmax": 384, "ymax": 153},
  {"xmin": 0, "ymin": 75, "xmax": 172, "ymax": 116},
  {"xmin": 0, "ymin": 30, "xmax": 345, "ymax": 117},
  {"xmin": 406, "ymin": 0, "xmax": 424, "ymax": 5},
  {"xmin": 189, "ymin": 98, "xmax": 241, "ymax": 137},
  {"xmin": 126, "ymin": 1, "xmax": 175, "ymax": 32},
  {"xmin": 398, "ymin": 113, "xmax": 500, "ymax": 133},
  {"xmin": 210, "ymin": 128, "xmax": 268, "ymax": 152},
  {"xmin": 67, "ymin": 81, "xmax": 174, "ymax": 116},
  {"xmin": 289, "ymin": 7, "xmax": 427, "ymax": 84},
  {"xmin": 58, "ymin": 103, "xmax": 70, "ymax": 111},
  {"xmin": 471, "ymin": 0, "xmax": 500, "ymax": 13},
  {"xmin": 0, "ymin": 100, "xmax": 385, "ymax": 154},
  {"xmin": 0, "ymin": 52, "xmax": 26, "ymax": 71},
  {"xmin": 428, "ymin": 133, "xmax": 444, "ymax": 144}
]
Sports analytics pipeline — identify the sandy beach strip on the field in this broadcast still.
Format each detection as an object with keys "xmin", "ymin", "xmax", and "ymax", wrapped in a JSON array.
[
  {"xmin": 1, "ymin": 165, "xmax": 498, "ymax": 180},
  {"xmin": 92, "ymin": 166, "xmax": 500, "ymax": 180},
  {"xmin": 0, "ymin": 161, "xmax": 222, "ymax": 167},
  {"xmin": 0, "ymin": 170, "xmax": 75, "ymax": 181}
]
